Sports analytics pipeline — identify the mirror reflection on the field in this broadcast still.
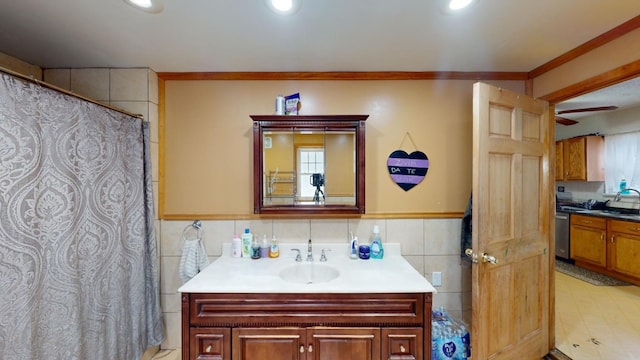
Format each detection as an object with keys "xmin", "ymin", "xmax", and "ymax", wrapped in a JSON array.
[{"xmin": 263, "ymin": 129, "xmax": 355, "ymax": 206}]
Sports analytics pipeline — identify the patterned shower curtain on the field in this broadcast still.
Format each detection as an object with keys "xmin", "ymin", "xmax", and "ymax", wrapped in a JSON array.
[{"xmin": 0, "ymin": 72, "xmax": 164, "ymax": 359}]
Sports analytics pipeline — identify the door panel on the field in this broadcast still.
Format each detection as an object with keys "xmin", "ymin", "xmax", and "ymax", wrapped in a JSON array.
[
  {"xmin": 471, "ymin": 82, "xmax": 551, "ymax": 359},
  {"xmin": 308, "ymin": 328, "xmax": 380, "ymax": 360},
  {"xmin": 232, "ymin": 328, "xmax": 305, "ymax": 360}
]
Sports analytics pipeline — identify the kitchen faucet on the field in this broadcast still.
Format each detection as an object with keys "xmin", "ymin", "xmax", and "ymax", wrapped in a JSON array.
[
  {"xmin": 613, "ymin": 188, "xmax": 640, "ymax": 202},
  {"xmin": 307, "ymin": 238, "xmax": 314, "ymax": 261}
]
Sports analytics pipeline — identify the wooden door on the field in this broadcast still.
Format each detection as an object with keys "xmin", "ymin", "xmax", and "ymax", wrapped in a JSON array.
[
  {"xmin": 470, "ymin": 82, "xmax": 551, "ymax": 359},
  {"xmin": 232, "ymin": 328, "xmax": 305, "ymax": 360},
  {"xmin": 307, "ymin": 328, "xmax": 380, "ymax": 360}
]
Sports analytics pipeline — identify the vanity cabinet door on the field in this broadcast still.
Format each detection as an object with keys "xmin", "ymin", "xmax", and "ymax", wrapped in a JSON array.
[
  {"xmin": 232, "ymin": 328, "xmax": 306, "ymax": 360},
  {"xmin": 381, "ymin": 328, "xmax": 423, "ymax": 360},
  {"xmin": 570, "ymin": 215, "xmax": 607, "ymax": 269},
  {"xmin": 190, "ymin": 328, "xmax": 230, "ymax": 360},
  {"xmin": 307, "ymin": 328, "xmax": 381, "ymax": 360}
]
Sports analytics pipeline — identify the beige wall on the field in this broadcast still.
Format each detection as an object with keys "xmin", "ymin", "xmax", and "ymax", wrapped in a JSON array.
[{"xmin": 163, "ymin": 79, "xmax": 525, "ymax": 216}]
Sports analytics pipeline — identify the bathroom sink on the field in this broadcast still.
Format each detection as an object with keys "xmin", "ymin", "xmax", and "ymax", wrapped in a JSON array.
[{"xmin": 279, "ymin": 263, "xmax": 340, "ymax": 284}]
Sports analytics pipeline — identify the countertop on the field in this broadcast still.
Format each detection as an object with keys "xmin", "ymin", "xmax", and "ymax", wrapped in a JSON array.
[
  {"xmin": 557, "ymin": 206, "xmax": 640, "ymax": 222},
  {"xmin": 178, "ymin": 243, "xmax": 436, "ymax": 294}
]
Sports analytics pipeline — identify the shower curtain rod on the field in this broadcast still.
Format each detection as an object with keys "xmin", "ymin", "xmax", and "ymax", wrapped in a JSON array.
[{"xmin": 0, "ymin": 65, "xmax": 146, "ymax": 121}]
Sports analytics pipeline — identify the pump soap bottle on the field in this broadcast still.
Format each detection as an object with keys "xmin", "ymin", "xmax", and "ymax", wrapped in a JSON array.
[
  {"xmin": 241, "ymin": 228, "xmax": 252, "ymax": 258},
  {"xmin": 269, "ymin": 235, "xmax": 280, "ymax": 258},
  {"xmin": 370, "ymin": 225, "xmax": 384, "ymax": 259}
]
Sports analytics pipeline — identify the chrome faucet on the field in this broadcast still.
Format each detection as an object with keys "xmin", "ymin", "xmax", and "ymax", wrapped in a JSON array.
[
  {"xmin": 613, "ymin": 188, "xmax": 640, "ymax": 202},
  {"xmin": 306, "ymin": 238, "xmax": 314, "ymax": 262}
]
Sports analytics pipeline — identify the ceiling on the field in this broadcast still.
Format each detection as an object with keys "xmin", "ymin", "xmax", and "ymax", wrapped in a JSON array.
[{"xmin": 0, "ymin": 0, "xmax": 639, "ymax": 112}]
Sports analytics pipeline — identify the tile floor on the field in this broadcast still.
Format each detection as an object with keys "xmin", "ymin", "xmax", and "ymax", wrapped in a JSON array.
[{"xmin": 555, "ymin": 271, "xmax": 640, "ymax": 359}]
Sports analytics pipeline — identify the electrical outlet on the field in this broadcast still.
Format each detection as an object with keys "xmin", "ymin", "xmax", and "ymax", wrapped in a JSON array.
[{"xmin": 432, "ymin": 271, "xmax": 442, "ymax": 287}]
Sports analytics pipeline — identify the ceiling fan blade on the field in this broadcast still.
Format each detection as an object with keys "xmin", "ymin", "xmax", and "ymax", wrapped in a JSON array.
[
  {"xmin": 556, "ymin": 105, "xmax": 618, "ymax": 115},
  {"xmin": 555, "ymin": 116, "xmax": 579, "ymax": 126}
]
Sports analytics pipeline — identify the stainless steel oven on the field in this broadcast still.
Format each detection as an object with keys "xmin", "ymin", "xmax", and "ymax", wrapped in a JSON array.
[{"xmin": 555, "ymin": 211, "xmax": 570, "ymax": 260}]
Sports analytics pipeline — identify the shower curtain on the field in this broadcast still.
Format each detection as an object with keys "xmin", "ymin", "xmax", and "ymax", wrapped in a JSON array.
[{"xmin": 0, "ymin": 72, "xmax": 164, "ymax": 359}]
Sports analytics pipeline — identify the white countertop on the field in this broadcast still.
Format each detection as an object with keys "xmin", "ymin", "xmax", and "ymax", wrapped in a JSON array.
[{"xmin": 178, "ymin": 243, "xmax": 436, "ymax": 294}]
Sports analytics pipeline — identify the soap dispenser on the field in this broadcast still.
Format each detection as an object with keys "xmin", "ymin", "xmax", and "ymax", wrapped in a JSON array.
[{"xmin": 370, "ymin": 225, "xmax": 384, "ymax": 259}]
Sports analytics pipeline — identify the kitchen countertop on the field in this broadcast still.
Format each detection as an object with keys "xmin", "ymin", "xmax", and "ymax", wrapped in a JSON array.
[
  {"xmin": 178, "ymin": 243, "xmax": 436, "ymax": 294},
  {"xmin": 557, "ymin": 206, "xmax": 640, "ymax": 222}
]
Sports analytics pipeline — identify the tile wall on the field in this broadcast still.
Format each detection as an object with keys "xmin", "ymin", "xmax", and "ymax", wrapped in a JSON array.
[{"xmin": 41, "ymin": 67, "xmax": 471, "ymax": 352}]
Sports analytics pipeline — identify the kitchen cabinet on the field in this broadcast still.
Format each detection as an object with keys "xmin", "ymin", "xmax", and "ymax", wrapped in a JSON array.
[
  {"xmin": 607, "ymin": 219, "xmax": 640, "ymax": 282},
  {"xmin": 555, "ymin": 136, "xmax": 604, "ymax": 181},
  {"xmin": 570, "ymin": 214, "xmax": 607, "ymax": 268},
  {"xmin": 555, "ymin": 141, "xmax": 564, "ymax": 181},
  {"xmin": 182, "ymin": 293, "xmax": 430, "ymax": 360}
]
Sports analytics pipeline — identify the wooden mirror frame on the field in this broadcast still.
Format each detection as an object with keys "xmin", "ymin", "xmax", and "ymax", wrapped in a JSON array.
[{"xmin": 252, "ymin": 115, "xmax": 367, "ymax": 215}]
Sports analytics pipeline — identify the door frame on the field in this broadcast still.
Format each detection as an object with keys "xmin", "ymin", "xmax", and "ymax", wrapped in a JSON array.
[{"xmin": 536, "ymin": 60, "xmax": 640, "ymax": 354}]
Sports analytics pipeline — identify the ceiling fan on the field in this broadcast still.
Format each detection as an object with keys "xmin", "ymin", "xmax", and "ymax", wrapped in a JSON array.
[{"xmin": 555, "ymin": 106, "xmax": 618, "ymax": 126}]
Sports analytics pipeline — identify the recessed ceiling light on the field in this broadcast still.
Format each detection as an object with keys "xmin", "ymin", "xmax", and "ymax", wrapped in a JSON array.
[
  {"xmin": 124, "ymin": 0, "xmax": 164, "ymax": 13},
  {"xmin": 265, "ymin": 0, "xmax": 300, "ymax": 15},
  {"xmin": 448, "ymin": 0, "xmax": 474, "ymax": 10}
]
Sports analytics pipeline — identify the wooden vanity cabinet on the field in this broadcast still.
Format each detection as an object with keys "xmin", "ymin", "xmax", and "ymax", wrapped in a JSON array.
[
  {"xmin": 182, "ymin": 293, "xmax": 431, "ymax": 360},
  {"xmin": 570, "ymin": 214, "xmax": 607, "ymax": 269},
  {"xmin": 607, "ymin": 219, "xmax": 640, "ymax": 282},
  {"xmin": 555, "ymin": 136, "xmax": 604, "ymax": 181}
]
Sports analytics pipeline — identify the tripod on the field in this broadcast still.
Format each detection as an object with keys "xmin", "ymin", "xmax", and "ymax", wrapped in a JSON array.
[{"xmin": 311, "ymin": 173, "xmax": 325, "ymax": 204}]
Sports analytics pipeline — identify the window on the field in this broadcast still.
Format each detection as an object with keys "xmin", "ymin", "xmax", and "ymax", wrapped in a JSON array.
[
  {"xmin": 298, "ymin": 147, "xmax": 324, "ymax": 199},
  {"xmin": 604, "ymin": 131, "xmax": 640, "ymax": 193}
]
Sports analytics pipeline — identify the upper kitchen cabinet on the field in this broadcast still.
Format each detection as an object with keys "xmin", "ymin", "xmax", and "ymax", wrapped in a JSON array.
[{"xmin": 556, "ymin": 135, "xmax": 604, "ymax": 181}]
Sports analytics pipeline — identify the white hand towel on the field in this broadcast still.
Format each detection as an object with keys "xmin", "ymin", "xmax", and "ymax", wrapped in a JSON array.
[{"xmin": 179, "ymin": 238, "xmax": 209, "ymax": 283}]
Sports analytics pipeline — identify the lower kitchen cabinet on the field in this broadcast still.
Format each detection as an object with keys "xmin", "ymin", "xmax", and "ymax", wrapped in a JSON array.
[
  {"xmin": 608, "ymin": 219, "xmax": 640, "ymax": 281},
  {"xmin": 570, "ymin": 215, "xmax": 640, "ymax": 286},
  {"xmin": 182, "ymin": 293, "xmax": 431, "ymax": 360},
  {"xmin": 570, "ymin": 214, "xmax": 607, "ymax": 269}
]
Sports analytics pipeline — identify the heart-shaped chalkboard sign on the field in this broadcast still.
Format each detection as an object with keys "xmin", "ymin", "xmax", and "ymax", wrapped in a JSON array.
[{"xmin": 387, "ymin": 150, "xmax": 429, "ymax": 191}]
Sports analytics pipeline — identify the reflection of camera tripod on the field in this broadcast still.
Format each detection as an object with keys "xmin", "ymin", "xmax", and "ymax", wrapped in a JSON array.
[
  {"xmin": 311, "ymin": 173, "xmax": 325, "ymax": 204},
  {"xmin": 313, "ymin": 184, "xmax": 325, "ymax": 204}
]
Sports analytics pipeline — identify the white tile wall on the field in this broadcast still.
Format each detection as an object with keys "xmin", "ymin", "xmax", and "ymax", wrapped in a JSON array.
[{"xmin": 70, "ymin": 68, "xmax": 110, "ymax": 101}]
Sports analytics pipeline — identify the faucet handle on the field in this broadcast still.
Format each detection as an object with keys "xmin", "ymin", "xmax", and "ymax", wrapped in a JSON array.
[
  {"xmin": 291, "ymin": 249, "xmax": 302, "ymax": 262},
  {"xmin": 320, "ymin": 248, "xmax": 331, "ymax": 262}
]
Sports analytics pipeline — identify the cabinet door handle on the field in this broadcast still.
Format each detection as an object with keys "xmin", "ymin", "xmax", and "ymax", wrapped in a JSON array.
[
  {"xmin": 611, "ymin": 235, "xmax": 616, "ymax": 244},
  {"xmin": 205, "ymin": 345, "xmax": 212, "ymax": 353},
  {"xmin": 601, "ymin": 233, "xmax": 604, "ymax": 241},
  {"xmin": 299, "ymin": 345, "xmax": 305, "ymax": 353},
  {"xmin": 308, "ymin": 345, "xmax": 313, "ymax": 353},
  {"xmin": 400, "ymin": 345, "xmax": 406, "ymax": 353}
]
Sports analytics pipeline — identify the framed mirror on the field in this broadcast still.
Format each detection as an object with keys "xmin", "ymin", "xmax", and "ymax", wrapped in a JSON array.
[{"xmin": 251, "ymin": 115, "xmax": 367, "ymax": 215}]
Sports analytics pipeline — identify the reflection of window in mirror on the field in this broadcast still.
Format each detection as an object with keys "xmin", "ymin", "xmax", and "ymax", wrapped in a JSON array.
[{"xmin": 298, "ymin": 147, "xmax": 324, "ymax": 201}]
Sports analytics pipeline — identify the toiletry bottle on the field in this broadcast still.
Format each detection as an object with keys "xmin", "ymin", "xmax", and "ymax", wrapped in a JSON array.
[
  {"xmin": 260, "ymin": 234, "xmax": 270, "ymax": 258},
  {"xmin": 370, "ymin": 225, "xmax": 384, "ymax": 259},
  {"xmin": 349, "ymin": 234, "xmax": 359, "ymax": 259},
  {"xmin": 232, "ymin": 234, "xmax": 242, "ymax": 258},
  {"xmin": 269, "ymin": 235, "xmax": 280, "ymax": 258},
  {"xmin": 241, "ymin": 228, "xmax": 252, "ymax": 258},
  {"xmin": 251, "ymin": 235, "xmax": 261, "ymax": 259}
]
